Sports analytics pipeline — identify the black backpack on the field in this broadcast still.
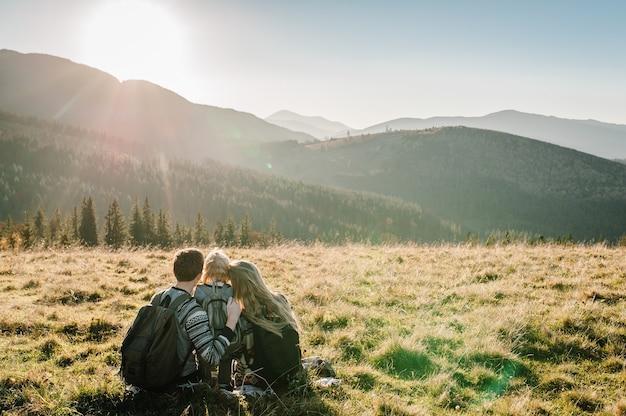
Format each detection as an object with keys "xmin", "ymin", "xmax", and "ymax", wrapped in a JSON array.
[
  {"xmin": 120, "ymin": 291, "xmax": 190, "ymax": 391},
  {"xmin": 251, "ymin": 321, "xmax": 302, "ymax": 388}
]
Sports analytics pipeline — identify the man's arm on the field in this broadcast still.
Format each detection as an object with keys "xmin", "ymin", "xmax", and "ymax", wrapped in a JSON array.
[{"xmin": 179, "ymin": 299, "xmax": 232, "ymax": 366}]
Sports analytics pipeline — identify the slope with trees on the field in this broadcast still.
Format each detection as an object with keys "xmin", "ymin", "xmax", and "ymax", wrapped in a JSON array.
[
  {"xmin": 249, "ymin": 127, "xmax": 626, "ymax": 242},
  {"xmin": 0, "ymin": 111, "xmax": 460, "ymax": 246}
]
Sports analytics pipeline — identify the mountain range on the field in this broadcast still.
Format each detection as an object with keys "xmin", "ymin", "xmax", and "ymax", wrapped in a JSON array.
[
  {"xmin": 2, "ymin": 49, "xmax": 626, "ymax": 243},
  {"xmin": 266, "ymin": 109, "xmax": 626, "ymax": 161}
]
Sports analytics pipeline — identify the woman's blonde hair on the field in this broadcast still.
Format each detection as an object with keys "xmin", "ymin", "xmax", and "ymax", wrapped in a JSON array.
[
  {"xmin": 228, "ymin": 260, "xmax": 300, "ymax": 336},
  {"xmin": 201, "ymin": 248, "xmax": 230, "ymax": 284}
]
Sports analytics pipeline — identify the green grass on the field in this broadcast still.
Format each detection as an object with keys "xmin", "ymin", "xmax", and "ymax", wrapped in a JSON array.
[{"xmin": 1, "ymin": 243, "xmax": 625, "ymax": 415}]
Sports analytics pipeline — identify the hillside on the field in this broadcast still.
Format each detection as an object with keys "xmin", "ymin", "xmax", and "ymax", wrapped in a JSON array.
[
  {"xmin": 0, "ymin": 49, "xmax": 315, "ymax": 165},
  {"xmin": 0, "ymin": 110, "xmax": 460, "ymax": 244},
  {"xmin": 248, "ymin": 127, "xmax": 626, "ymax": 242},
  {"xmin": 350, "ymin": 110, "xmax": 626, "ymax": 160}
]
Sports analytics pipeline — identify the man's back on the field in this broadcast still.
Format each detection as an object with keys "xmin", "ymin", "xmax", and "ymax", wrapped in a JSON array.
[{"xmin": 162, "ymin": 286, "xmax": 234, "ymax": 377}]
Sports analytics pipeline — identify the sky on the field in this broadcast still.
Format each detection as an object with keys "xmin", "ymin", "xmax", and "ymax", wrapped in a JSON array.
[{"xmin": 1, "ymin": 0, "xmax": 625, "ymax": 129}]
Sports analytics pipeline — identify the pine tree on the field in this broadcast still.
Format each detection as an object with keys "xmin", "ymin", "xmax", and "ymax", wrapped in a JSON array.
[
  {"xmin": 129, "ymin": 198, "xmax": 144, "ymax": 246},
  {"xmin": 194, "ymin": 212, "xmax": 208, "ymax": 246},
  {"xmin": 49, "ymin": 207, "xmax": 62, "ymax": 244},
  {"xmin": 5, "ymin": 215, "xmax": 17, "ymax": 249},
  {"xmin": 224, "ymin": 214, "xmax": 237, "ymax": 247},
  {"xmin": 239, "ymin": 212, "xmax": 252, "ymax": 247},
  {"xmin": 59, "ymin": 212, "xmax": 75, "ymax": 246},
  {"xmin": 21, "ymin": 210, "xmax": 33, "ymax": 248},
  {"xmin": 173, "ymin": 220, "xmax": 187, "ymax": 246},
  {"xmin": 156, "ymin": 209, "xmax": 172, "ymax": 248},
  {"xmin": 33, "ymin": 205, "xmax": 46, "ymax": 242},
  {"xmin": 142, "ymin": 197, "xmax": 156, "ymax": 246},
  {"xmin": 268, "ymin": 218, "xmax": 283, "ymax": 245},
  {"xmin": 184, "ymin": 228, "xmax": 193, "ymax": 245},
  {"xmin": 104, "ymin": 198, "xmax": 127, "ymax": 248},
  {"xmin": 72, "ymin": 206, "xmax": 79, "ymax": 241},
  {"xmin": 79, "ymin": 196, "xmax": 98, "ymax": 246},
  {"xmin": 213, "ymin": 217, "xmax": 224, "ymax": 246}
]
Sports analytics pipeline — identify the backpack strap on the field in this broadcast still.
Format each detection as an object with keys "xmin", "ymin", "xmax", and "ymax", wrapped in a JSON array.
[
  {"xmin": 204, "ymin": 282, "xmax": 228, "ymax": 307},
  {"xmin": 151, "ymin": 290, "xmax": 191, "ymax": 310},
  {"xmin": 150, "ymin": 291, "xmax": 164, "ymax": 307},
  {"xmin": 151, "ymin": 290, "xmax": 194, "ymax": 372},
  {"xmin": 168, "ymin": 292, "xmax": 192, "ymax": 311}
]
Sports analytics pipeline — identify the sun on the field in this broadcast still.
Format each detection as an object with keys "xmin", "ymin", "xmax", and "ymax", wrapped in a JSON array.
[{"xmin": 80, "ymin": 0, "xmax": 187, "ymax": 83}]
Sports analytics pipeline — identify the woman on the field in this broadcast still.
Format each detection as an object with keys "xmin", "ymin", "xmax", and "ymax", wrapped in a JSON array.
[{"xmin": 227, "ymin": 259, "xmax": 302, "ymax": 388}]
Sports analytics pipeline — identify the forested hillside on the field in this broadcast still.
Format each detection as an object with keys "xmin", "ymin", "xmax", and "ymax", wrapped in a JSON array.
[
  {"xmin": 249, "ymin": 127, "xmax": 626, "ymax": 242},
  {"xmin": 0, "ymin": 111, "xmax": 461, "ymax": 246}
]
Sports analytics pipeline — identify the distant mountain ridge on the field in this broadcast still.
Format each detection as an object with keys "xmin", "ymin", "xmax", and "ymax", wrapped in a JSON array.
[
  {"xmin": 265, "ymin": 110, "xmax": 352, "ymax": 139},
  {"xmin": 346, "ymin": 110, "xmax": 626, "ymax": 160},
  {"xmin": 0, "ymin": 49, "xmax": 315, "ymax": 165},
  {"xmin": 269, "ymin": 108, "xmax": 626, "ymax": 160}
]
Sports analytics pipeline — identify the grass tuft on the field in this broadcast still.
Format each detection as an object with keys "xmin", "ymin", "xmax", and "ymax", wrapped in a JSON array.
[
  {"xmin": 372, "ymin": 343, "xmax": 438, "ymax": 380},
  {"xmin": 87, "ymin": 319, "xmax": 120, "ymax": 342},
  {"xmin": 39, "ymin": 289, "xmax": 103, "ymax": 305},
  {"xmin": 39, "ymin": 338, "xmax": 60, "ymax": 360},
  {"xmin": 563, "ymin": 390, "xmax": 603, "ymax": 413},
  {"xmin": 22, "ymin": 279, "xmax": 40, "ymax": 289},
  {"xmin": 348, "ymin": 371, "xmax": 378, "ymax": 391},
  {"xmin": 0, "ymin": 377, "xmax": 35, "ymax": 410}
]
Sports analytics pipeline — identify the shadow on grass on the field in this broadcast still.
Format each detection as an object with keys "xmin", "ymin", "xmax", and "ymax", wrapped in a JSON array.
[
  {"xmin": 71, "ymin": 382, "xmax": 338, "ymax": 416},
  {"xmin": 0, "ymin": 377, "xmax": 31, "ymax": 411},
  {"xmin": 499, "ymin": 320, "xmax": 614, "ymax": 364}
]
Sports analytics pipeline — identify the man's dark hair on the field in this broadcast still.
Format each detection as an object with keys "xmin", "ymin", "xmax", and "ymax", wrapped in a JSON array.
[{"xmin": 173, "ymin": 248, "xmax": 204, "ymax": 282}]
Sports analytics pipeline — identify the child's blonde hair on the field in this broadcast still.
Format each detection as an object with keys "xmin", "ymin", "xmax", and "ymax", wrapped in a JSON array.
[{"xmin": 201, "ymin": 248, "xmax": 230, "ymax": 284}]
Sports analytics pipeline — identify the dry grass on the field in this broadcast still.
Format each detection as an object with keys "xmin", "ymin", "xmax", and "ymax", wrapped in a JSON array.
[{"xmin": 1, "ymin": 243, "xmax": 625, "ymax": 415}]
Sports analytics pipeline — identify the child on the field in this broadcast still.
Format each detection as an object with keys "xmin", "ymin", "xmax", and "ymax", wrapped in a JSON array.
[{"xmin": 194, "ymin": 248, "xmax": 239, "ymax": 390}]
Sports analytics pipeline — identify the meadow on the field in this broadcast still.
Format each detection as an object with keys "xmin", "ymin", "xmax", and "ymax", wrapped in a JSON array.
[{"xmin": 0, "ymin": 243, "xmax": 625, "ymax": 415}]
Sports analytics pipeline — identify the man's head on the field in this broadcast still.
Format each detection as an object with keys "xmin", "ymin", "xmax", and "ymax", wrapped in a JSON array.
[{"xmin": 173, "ymin": 248, "xmax": 204, "ymax": 282}]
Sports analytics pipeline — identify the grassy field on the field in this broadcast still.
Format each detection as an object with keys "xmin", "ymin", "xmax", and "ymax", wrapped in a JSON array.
[{"xmin": 1, "ymin": 243, "xmax": 625, "ymax": 415}]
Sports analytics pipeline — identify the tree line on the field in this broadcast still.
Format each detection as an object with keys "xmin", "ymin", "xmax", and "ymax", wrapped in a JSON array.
[{"xmin": 0, "ymin": 196, "xmax": 283, "ymax": 250}]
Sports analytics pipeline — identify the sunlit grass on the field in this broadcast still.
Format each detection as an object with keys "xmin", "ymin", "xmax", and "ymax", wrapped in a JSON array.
[{"xmin": 1, "ymin": 243, "xmax": 625, "ymax": 415}]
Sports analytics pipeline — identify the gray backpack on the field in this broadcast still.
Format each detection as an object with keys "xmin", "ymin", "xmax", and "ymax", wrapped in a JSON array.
[
  {"xmin": 199, "ymin": 283, "xmax": 252, "ymax": 357},
  {"xmin": 201, "ymin": 282, "xmax": 231, "ymax": 338}
]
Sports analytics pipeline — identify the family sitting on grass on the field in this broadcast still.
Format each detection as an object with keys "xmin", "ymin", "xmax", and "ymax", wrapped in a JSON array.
[{"xmin": 120, "ymin": 247, "xmax": 306, "ymax": 395}]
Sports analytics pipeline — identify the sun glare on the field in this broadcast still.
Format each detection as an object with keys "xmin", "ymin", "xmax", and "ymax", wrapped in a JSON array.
[{"xmin": 81, "ymin": 0, "xmax": 186, "ymax": 83}]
